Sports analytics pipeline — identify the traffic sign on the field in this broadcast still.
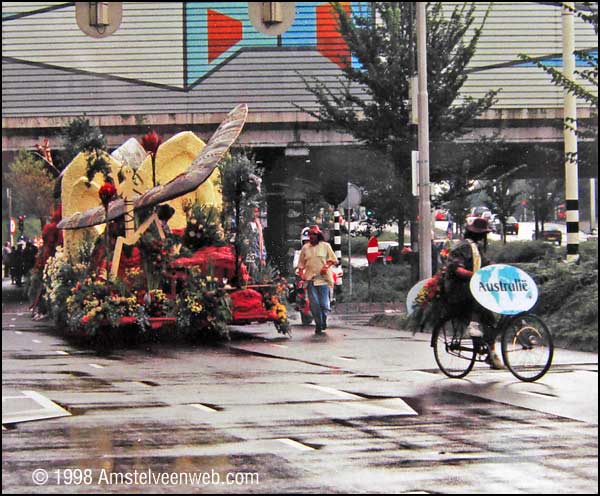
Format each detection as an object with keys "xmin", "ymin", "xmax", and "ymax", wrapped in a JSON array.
[
  {"xmin": 340, "ymin": 182, "xmax": 361, "ymax": 210},
  {"xmin": 366, "ymin": 236, "xmax": 379, "ymax": 264},
  {"xmin": 9, "ymin": 217, "xmax": 16, "ymax": 235}
]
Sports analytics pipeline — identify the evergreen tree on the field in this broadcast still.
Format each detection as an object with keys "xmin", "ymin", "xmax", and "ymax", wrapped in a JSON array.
[{"xmin": 299, "ymin": 2, "xmax": 499, "ymax": 243}]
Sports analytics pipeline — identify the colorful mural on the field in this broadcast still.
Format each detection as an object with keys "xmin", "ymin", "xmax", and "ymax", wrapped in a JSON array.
[{"xmin": 185, "ymin": 2, "xmax": 368, "ymax": 87}]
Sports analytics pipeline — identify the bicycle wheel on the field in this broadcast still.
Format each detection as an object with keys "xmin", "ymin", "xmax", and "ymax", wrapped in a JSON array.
[
  {"xmin": 433, "ymin": 318, "xmax": 477, "ymax": 378},
  {"xmin": 501, "ymin": 313, "xmax": 553, "ymax": 382}
]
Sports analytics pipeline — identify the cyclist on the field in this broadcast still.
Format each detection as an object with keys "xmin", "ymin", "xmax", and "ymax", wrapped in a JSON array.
[{"xmin": 443, "ymin": 217, "xmax": 504, "ymax": 369}]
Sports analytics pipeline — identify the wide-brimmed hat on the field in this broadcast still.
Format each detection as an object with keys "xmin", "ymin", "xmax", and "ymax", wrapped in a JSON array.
[
  {"xmin": 466, "ymin": 217, "xmax": 491, "ymax": 233},
  {"xmin": 308, "ymin": 225, "xmax": 322, "ymax": 235}
]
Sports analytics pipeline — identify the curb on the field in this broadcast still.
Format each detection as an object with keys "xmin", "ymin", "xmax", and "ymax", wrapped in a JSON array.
[{"xmin": 2, "ymin": 286, "xmax": 28, "ymax": 303}]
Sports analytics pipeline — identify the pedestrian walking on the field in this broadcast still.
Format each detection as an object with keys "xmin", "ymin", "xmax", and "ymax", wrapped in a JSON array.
[
  {"xmin": 2, "ymin": 241, "xmax": 11, "ymax": 278},
  {"xmin": 297, "ymin": 225, "xmax": 338, "ymax": 334}
]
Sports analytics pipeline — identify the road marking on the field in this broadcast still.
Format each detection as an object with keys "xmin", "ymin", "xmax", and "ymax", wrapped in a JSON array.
[
  {"xmin": 274, "ymin": 438, "xmax": 315, "ymax": 451},
  {"xmin": 89, "ymin": 363, "xmax": 104, "ymax": 369},
  {"xmin": 32, "ymin": 339, "xmax": 42, "ymax": 344},
  {"xmin": 343, "ymin": 398, "xmax": 419, "ymax": 416},
  {"xmin": 519, "ymin": 390, "xmax": 558, "ymax": 400},
  {"xmin": 303, "ymin": 384, "xmax": 362, "ymax": 400},
  {"xmin": 334, "ymin": 356, "xmax": 355, "ymax": 361},
  {"xmin": 55, "ymin": 351, "xmax": 70, "ymax": 355},
  {"xmin": 2, "ymin": 391, "xmax": 71, "ymax": 424},
  {"xmin": 14, "ymin": 331, "xmax": 22, "ymax": 334},
  {"xmin": 270, "ymin": 344, "xmax": 288, "ymax": 349},
  {"xmin": 189, "ymin": 403, "xmax": 219, "ymax": 413},
  {"xmin": 11, "ymin": 318, "xmax": 16, "ymax": 321},
  {"xmin": 412, "ymin": 370, "xmax": 438, "ymax": 377}
]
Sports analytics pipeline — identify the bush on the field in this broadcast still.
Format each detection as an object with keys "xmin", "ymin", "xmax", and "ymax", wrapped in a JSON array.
[
  {"xmin": 487, "ymin": 240, "xmax": 557, "ymax": 263},
  {"xmin": 521, "ymin": 241, "xmax": 598, "ymax": 351},
  {"xmin": 338, "ymin": 263, "xmax": 412, "ymax": 303}
]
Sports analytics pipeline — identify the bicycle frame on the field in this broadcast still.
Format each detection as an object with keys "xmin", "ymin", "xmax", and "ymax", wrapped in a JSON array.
[
  {"xmin": 429, "ymin": 318, "xmax": 489, "ymax": 362},
  {"xmin": 431, "ymin": 311, "xmax": 553, "ymax": 381}
]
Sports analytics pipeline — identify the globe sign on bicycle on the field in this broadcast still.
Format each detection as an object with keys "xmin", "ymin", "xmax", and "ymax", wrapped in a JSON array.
[{"xmin": 408, "ymin": 264, "xmax": 554, "ymax": 382}]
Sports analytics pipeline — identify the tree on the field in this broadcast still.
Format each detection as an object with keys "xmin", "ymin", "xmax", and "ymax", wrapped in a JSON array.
[
  {"xmin": 528, "ymin": 178, "xmax": 564, "ymax": 237},
  {"xmin": 60, "ymin": 116, "xmax": 107, "ymax": 166},
  {"xmin": 431, "ymin": 139, "xmax": 523, "ymax": 236},
  {"xmin": 219, "ymin": 151, "xmax": 264, "ymax": 286},
  {"xmin": 299, "ymin": 2, "xmax": 498, "ymax": 243},
  {"xmin": 484, "ymin": 177, "xmax": 521, "ymax": 244},
  {"xmin": 5, "ymin": 150, "xmax": 55, "ymax": 231}
]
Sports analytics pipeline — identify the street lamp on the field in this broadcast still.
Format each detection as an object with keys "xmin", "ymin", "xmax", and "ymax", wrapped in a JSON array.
[{"xmin": 416, "ymin": 3, "xmax": 432, "ymax": 279}]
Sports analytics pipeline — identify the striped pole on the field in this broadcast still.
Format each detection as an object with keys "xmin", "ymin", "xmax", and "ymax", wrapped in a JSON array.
[
  {"xmin": 562, "ymin": 2, "xmax": 579, "ymax": 262},
  {"xmin": 333, "ymin": 209, "xmax": 342, "ymax": 286}
]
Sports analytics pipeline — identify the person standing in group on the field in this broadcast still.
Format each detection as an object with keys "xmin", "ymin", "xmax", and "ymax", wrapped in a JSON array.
[
  {"xmin": 446, "ymin": 212, "xmax": 454, "ymax": 239},
  {"xmin": 12, "ymin": 243, "xmax": 25, "ymax": 287},
  {"xmin": 23, "ymin": 240, "xmax": 38, "ymax": 277},
  {"xmin": 297, "ymin": 225, "xmax": 338, "ymax": 334},
  {"xmin": 249, "ymin": 207, "xmax": 266, "ymax": 269}
]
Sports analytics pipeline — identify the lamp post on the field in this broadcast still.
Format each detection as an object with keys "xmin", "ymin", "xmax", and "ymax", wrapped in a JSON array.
[
  {"xmin": 562, "ymin": 2, "xmax": 579, "ymax": 262},
  {"xmin": 416, "ymin": 3, "xmax": 432, "ymax": 279}
]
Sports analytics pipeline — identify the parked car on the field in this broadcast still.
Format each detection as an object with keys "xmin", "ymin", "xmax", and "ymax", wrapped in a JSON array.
[
  {"xmin": 469, "ymin": 206, "xmax": 491, "ymax": 218},
  {"xmin": 434, "ymin": 209, "xmax": 448, "ymax": 221},
  {"xmin": 490, "ymin": 215, "xmax": 502, "ymax": 234},
  {"xmin": 375, "ymin": 241, "xmax": 399, "ymax": 264},
  {"xmin": 466, "ymin": 207, "xmax": 492, "ymax": 225},
  {"xmin": 533, "ymin": 224, "xmax": 563, "ymax": 245},
  {"xmin": 504, "ymin": 216, "xmax": 519, "ymax": 235}
]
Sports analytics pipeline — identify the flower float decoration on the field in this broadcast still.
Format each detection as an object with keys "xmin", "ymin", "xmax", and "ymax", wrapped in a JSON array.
[
  {"xmin": 409, "ymin": 271, "xmax": 447, "ymax": 332},
  {"xmin": 141, "ymin": 130, "xmax": 162, "ymax": 188}
]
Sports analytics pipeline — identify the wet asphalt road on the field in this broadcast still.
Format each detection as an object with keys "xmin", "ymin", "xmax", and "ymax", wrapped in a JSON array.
[{"xmin": 2, "ymin": 296, "xmax": 598, "ymax": 494}]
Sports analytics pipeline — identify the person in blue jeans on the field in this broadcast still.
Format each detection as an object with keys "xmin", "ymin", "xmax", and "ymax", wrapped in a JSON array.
[{"xmin": 297, "ymin": 225, "xmax": 338, "ymax": 334}]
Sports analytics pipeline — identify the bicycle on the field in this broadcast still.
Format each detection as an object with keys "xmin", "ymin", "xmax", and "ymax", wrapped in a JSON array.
[{"xmin": 431, "ymin": 312, "xmax": 553, "ymax": 382}]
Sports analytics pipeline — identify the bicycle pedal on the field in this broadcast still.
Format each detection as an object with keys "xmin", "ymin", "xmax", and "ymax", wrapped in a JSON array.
[{"xmin": 465, "ymin": 322, "xmax": 483, "ymax": 338}]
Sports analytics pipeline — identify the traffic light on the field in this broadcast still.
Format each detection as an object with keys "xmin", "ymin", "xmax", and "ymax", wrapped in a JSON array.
[{"xmin": 18, "ymin": 215, "xmax": 25, "ymax": 233}]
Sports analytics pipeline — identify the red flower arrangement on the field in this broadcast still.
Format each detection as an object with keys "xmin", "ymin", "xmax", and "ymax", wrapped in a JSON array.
[
  {"xmin": 98, "ymin": 181, "xmax": 117, "ymax": 207},
  {"xmin": 410, "ymin": 271, "xmax": 448, "ymax": 332}
]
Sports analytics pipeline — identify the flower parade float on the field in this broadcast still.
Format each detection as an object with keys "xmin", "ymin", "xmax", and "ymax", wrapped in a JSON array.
[{"xmin": 48, "ymin": 104, "xmax": 289, "ymax": 344}]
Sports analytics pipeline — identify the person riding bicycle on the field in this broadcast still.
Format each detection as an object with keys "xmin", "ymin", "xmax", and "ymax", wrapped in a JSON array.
[{"xmin": 443, "ymin": 217, "xmax": 504, "ymax": 369}]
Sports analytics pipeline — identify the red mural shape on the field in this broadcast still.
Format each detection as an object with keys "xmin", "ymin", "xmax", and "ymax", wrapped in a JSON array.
[
  {"xmin": 208, "ymin": 9, "xmax": 243, "ymax": 63},
  {"xmin": 316, "ymin": 2, "xmax": 351, "ymax": 68}
]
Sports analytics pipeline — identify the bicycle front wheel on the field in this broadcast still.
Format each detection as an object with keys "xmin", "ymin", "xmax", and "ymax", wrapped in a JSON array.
[
  {"xmin": 501, "ymin": 313, "xmax": 553, "ymax": 382},
  {"xmin": 433, "ymin": 318, "xmax": 476, "ymax": 378}
]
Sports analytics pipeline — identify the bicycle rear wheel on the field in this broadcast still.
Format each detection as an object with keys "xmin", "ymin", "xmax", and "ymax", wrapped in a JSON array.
[
  {"xmin": 433, "ymin": 318, "xmax": 476, "ymax": 378},
  {"xmin": 501, "ymin": 313, "xmax": 553, "ymax": 382}
]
